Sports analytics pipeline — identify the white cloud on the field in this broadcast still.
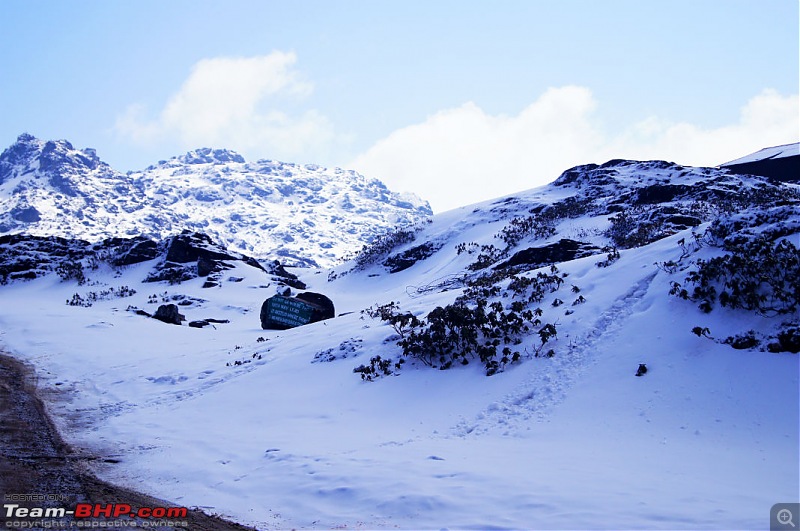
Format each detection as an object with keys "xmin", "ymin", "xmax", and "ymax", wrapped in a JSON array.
[
  {"xmin": 350, "ymin": 87, "xmax": 799, "ymax": 212},
  {"xmin": 117, "ymin": 62, "xmax": 798, "ymax": 212},
  {"xmin": 607, "ymin": 89, "xmax": 799, "ymax": 166},
  {"xmin": 114, "ymin": 51, "xmax": 336, "ymax": 162}
]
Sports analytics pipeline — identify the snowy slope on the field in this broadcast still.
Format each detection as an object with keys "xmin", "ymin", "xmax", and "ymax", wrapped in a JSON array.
[
  {"xmin": 0, "ymin": 134, "xmax": 432, "ymax": 267},
  {"xmin": 719, "ymin": 142, "xmax": 800, "ymax": 184},
  {"xmin": 0, "ymin": 158, "xmax": 798, "ymax": 529},
  {"xmin": 720, "ymin": 142, "xmax": 799, "ymax": 166}
]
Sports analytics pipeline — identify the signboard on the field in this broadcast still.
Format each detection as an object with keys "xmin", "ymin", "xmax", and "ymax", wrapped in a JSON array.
[{"xmin": 264, "ymin": 296, "xmax": 315, "ymax": 328}]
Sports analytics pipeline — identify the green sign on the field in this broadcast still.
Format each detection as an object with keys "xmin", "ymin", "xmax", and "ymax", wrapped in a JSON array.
[{"xmin": 265, "ymin": 296, "xmax": 315, "ymax": 328}]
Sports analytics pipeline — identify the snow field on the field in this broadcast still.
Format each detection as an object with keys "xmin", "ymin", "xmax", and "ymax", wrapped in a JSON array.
[{"xmin": 1, "ymin": 221, "xmax": 797, "ymax": 529}]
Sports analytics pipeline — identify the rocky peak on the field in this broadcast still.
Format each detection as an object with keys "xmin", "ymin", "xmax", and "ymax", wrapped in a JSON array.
[
  {"xmin": 553, "ymin": 159, "xmax": 679, "ymax": 188},
  {"xmin": 0, "ymin": 134, "xmax": 432, "ymax": 267},
  {"xmin": 0, "ymin": 134, "xmax": 43, "ymax": 183},
  {"xmin": 0, "ymin": 134, "xmax": 118, "ymax": 193},
  {"xmin": 174, "ymin": 148, "xmax": 247, "ymax": 166},
  {"xmin": 39, "ymin": 139, "xmax": 101, "ymax": 172}
]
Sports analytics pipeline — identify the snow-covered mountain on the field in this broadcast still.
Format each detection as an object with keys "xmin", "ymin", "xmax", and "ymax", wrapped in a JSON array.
[
  {"xmin": 0, "ymin": 153, "xmax": 797, "ymax": 529},
  {"xmin": 719, "ymin": 141, "xmax": 799, "ymax": 182},
  {"xmin": 0, "ymin": 133, "xmax": 432, "ymax": 267}
]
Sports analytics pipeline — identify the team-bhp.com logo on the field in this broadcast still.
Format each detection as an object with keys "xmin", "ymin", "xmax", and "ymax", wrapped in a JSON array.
[
  {"xmin": 74, "ymin": 504, "xmax": 187, "ymax": 520},
  {"xmin": 4, "ymin": 502, "xmax": 189, "ymax": 528}
]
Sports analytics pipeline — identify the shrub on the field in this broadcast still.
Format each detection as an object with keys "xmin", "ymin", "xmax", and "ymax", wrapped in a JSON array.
[
  {"xmin": 668, "ymin": 229, "xmax": 800, "ymax": 353},
  {"xmin": 362, "ymin": 302, "xmax": 420, "ymax": 337},
  {"xmin": 455, "ymin": 242, "xmax": 479, "ymax": 255},
  {"xmin": 383, "ymin": 241, "xmax": 442, "ymax": 273},
  {"xmin": 544, "ymin": 196, "xmax": 591, "ymax": 219},
  {"xmin": 66, "ymin": 286, "xmax": 137, "ymax": 307},
  {"xmin": 595, "ymin": 246, "xmax": 620, "ymax": 268},
  {"xmin": 506, "ymin": 267, "xmax": 564, "ymax": 304},
  {"xmin": 770, "ymin": 324, "xmax": 800, "ymax": 353},
  {"xmin": 606, "ymin": 207, "xmax": 666, "ymax": 249},
  {"xmin": 467, "ymin": 244, "xmax": 505, "ymax": 271},
  {"xmin": 496, "ymin": 214, "xmax": 556, "ymax": 248},
  {"xmin": 363, "ymin": 266, "xmax": 568, "ymax": 376},
  {"xmin": 723, "ymin": 330, "xmax": 760, "ymax": 350},
  {"xmin": 353, "ymin": 355, "xmax": 397, "ymax": 381},
  {"xmin": 692, "ymin": 322, "xmax": 800, "ymax": 354},
  {"xmin": 671, "ymin": 237, "xmax": 799, "ymax": 316},
  {"xmin": 67, "ymin": 293, "xmax": 91, "ymax": 307},
  {"xmin": 56, "ymin": 260, "xmax": 86, "ymax": 284},
  {"xmin": 349, "ymin": 227, "xmax": 419, "ymax": 271}
]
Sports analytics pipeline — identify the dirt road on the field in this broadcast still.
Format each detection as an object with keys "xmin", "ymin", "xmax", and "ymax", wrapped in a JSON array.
[{"xmin": 0, "ymin": 352, "xmax": 259, "ymax": 530}]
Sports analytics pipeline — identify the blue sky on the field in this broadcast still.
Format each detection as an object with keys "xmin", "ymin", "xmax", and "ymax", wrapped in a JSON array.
[{"xmin": 1, "ymin": 0, "xmax": 797, "ymax": 211}]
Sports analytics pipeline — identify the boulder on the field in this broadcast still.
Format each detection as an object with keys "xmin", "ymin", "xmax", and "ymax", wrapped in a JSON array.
[
  {"xmin": 128, "ymin": 306, "xmax": 151, "ymax": 317},
  {"xmin": 260, "ymin": 292, "xmax": 335, "ymax": 330},
  {"xmin": 197, "ymin": 256, "xmax": 218, "ymax": 277},
  {"xmin": 153, "ymin": 304, "xmax": 185, "ymax": 325},
  {"xmin": 295, "ymin": 291, "xmax": 335, "ymax": 320}
]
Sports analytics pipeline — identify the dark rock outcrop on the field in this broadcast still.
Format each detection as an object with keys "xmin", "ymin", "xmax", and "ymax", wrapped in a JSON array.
[
  {"xmin": 198, "ymin": 256, "xmax": 226, "ymax": 277},
  {"xmin": 383, "ymin": 242, "xmax": 443, "ymax": 273},
  {"xmin": 127, "ymin": 306, "xmax": 152, "ymax": 318},
  {"xmin": 496, "ymin": 239, "xmax": 600, "ymax": 270},
  {"xmin": 635, "ymin": 184, "xmax": 691, "ymax": 205},
  {"xmin": 0, "ymin": 234, "xmax": 90, "ymax": 282},
  {"xmin": 165, "ymin": 231, "xmax": 237, "ymax": 264},
  {"xmin": 153, "ymin": 304, "xmax": 185, "ymax": 325},
  {"xmin": 144, "ymin": 231, "xmax": 264, "ymax": 285},
  {"xmin": 264, "ymin": 259, "xmax": 306, "ymax": 289},
  {"xmin": 0, "ymin": 231, "xmax": 266, "ymax": 286},
  {"xmin": 10, "ymin": 206, "xmax": 41, "ymax": 223},
  {"xmin": 725, "ymin": 156, "xmax": 800, "ymax": 183},
  {"xmin": 109, "ymin": 237, "xmax": 160, "ymax": 266}
]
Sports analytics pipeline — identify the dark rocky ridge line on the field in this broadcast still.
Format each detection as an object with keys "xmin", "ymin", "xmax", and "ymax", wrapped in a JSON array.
[
  {"xmin": 356, "ymin": 158, "xmax": 800, "ymax": 280},
  {"xmin": 0, "ymin": 230, "xmax": 301, "ymax": 290}
]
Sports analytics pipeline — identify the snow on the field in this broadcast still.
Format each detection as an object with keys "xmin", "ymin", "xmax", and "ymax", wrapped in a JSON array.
[
  {"xmin": 1, "ymin": 224, "xmax": 797, "ymax": 530},
  {"xmin": 0, "ymin": 135, "xmax": 431, "ymax": 268},
  {"xmin": 1, "ymin": 158, "xmax": 798, "ymax": 529},
  {"xmin": 720, "ymin": 142, "xmax": 800, "ymax": 166}
]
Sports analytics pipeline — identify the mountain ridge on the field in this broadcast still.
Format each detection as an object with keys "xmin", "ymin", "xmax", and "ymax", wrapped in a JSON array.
[
  {"xmin": 0, "ymin": 141, "xmax": 797, "ymax": 529},
  {"xmin": 0, "ymin": 133, "xmax": 432, "ymax": 267},
  {"xmin": 719, "ymin": 141, "xmax": 799, "ymax": 183}
]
